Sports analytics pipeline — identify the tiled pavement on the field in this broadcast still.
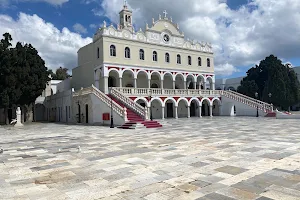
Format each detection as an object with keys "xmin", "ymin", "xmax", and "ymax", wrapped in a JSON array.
[{"xmin": 1, "ymin": 117, "xmax": 300, "ymax": 200}]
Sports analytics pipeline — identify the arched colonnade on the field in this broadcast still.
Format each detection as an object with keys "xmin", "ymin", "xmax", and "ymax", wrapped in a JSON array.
[
  {"xmin": 134, "ymin": 96, "xmax": 222, "ymax": 119},
  {"xmin": 94, "ymin": 67, "xmax": 215, "ymax": 94}
]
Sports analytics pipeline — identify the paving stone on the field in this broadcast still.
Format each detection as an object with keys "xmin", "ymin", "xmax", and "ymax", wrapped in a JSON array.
[
  {"xmin": 215, "ymin": 165, "xmax": 248, "ymax": 175},
  {"xmin": 1, "ymin": 118, "xmax": 300, "ymax": 199}
]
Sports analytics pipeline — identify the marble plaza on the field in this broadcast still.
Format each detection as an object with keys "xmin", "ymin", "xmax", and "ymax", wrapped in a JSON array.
[{"xmin": 1, "ymin": 117, "xmax": 300, "ymax": 200}]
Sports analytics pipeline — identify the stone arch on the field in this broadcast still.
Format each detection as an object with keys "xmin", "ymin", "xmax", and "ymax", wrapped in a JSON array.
[
  {"xmin": 188, "ymin": 97, "xmax": 201, "ymax": 107},
  {"xmin": 136, "ymin": 70, "xmax": 150, "ymax": 79},
  {"xmin": 150, "ymin": 71, "xmax": 161, "ymax": 88},
  {"xmin": 150, "ymin": 98, "xmax": 163, "ymax": 119},
  {"xmin": 200, "ymin": 97, "xmax": 212, "ymax": 106},
  {"xmin": 164, "ymin": 97, "xmax": 177, "ymax": 107},
  {"xmin": 177, "ymin": 98, "xmax": 189, "ymax": 118},
  {"xmin": 108, "ymin": 68, "xmax": 120, "ymax": 79},
  {"xmin": 206, "ymin": 76, "xmax": 214, "ymax": 90},
  {"xmin": 189, "ymin": 98, "xmax": 201, "ymax": 117},
  {"xmin": 150, "ymin": 97, "xmax": 164, "ymax": 106},
  {"xmin": 212, "ymin": 98, "xmax": 222, "ymax": 116},
  {"xmin": 163, "ymin": 72, "xmax": 174, "ymax": 89},
  {"xmin": 164, "ymin": 98, "xmax": 176, "ymax": 118},
  {"xmin": 201, "ymin": 98, "xmax": 211, "ymax": 116},
  {"xmin": 135, "ymin": 97, "xmax": 149, "ymax": 108},
  {"xmin": 186, "ymin": 74, "xmax": 196, "ymax": 89},
  {"xmin": 196, "ymin": 74, "xmax": 205, "ymax": 89},
  {"xmin": 108, "ymin": 70, "xmax": 120, "ymax": 87},
  {"xmin": 136, "ymin": 70, "xmax": 149, "ymax": 88},
  {"xmin": 175, "ymin": 73, "xmax": 184, "ymax": 89},
  {"xmin": 121, "ymin": 69, "xmax": 135, "ymax": 87}
]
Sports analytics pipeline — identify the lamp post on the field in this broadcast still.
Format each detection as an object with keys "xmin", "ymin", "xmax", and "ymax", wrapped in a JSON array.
[
  {"xmin": 255, "ymin": 92, "xmax": 259, "ymax": 117},
  {"xmin": 149, "ymin": 90, "xmax": 153, "ymax": 121},
  {"xmin": 110, "ymin": 87, "xmax": 114, "ymax": 128}
]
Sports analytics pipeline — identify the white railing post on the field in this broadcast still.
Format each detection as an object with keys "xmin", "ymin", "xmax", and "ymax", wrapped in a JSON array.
[{"xmin": 123, "ymin": 107, "xmax": 128, "ymax": 122}]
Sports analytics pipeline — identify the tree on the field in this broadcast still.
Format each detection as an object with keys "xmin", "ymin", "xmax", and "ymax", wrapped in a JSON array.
[
  {"xmin": 49, "ymin": 67, "xmax": 70, "ymax": 80},
  {"xmin": 0, "ymin": 33, "xmax": 50, "ymax": 124},
  {"xmin": 237, "ymin": 55, "xmax": 300, "ymax": 110}
]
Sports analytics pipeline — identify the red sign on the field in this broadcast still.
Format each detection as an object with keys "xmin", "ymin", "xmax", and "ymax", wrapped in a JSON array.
[{"xmin": 103, "ymin": 113, "xmax": 110, "ymax": 121}]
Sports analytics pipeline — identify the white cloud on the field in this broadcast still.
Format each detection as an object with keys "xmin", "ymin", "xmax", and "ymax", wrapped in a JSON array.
[
  {"xmin": 73, "ymin": 23, "xmax": 87, "ymax": 34},
  {"xmin": 0, "ymin": 13, "xmax": 92, "ymax": 71},
  {"xmin": 98, "ymin": 0, "xmax": 300, "ymax": 76}
]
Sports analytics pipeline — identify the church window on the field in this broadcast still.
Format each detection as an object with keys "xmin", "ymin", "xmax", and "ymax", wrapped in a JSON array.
[
  {"xmin": 165, "ymin": 53, "xmax": 170, "ymax": 63},
  {"xmin": 125, "ymin": 15, "xmax": 128, "ymax": 22},
  {"xmin": 125, "ymin": 47, "xmax": 130, "ymax": 58},
  {"xmin": 207, "ymin": 58, "xmax": 211, "ymax": 67},
  {"xmin": 188, "ymin": 56, "xmax": 192, "ymax": 65},
  {"xmin": 110, "ymin": 45, "xmax": 116, "ymax": 57},
  {"xmin": 153, "ymin": 51, "xmax": 157, "ymax": 61},
  {"xmin": 97, "ymin": 47, "xmax": 100, "ymax": 58},
  {"xmin": 177, "ymin": 54, "xmax": 181, "ymax": 64},
  {"xmin": 198, "ymin": 57, "xmax": 202, "ymax": 66},
  {"xmin": 139, "ymin": 49, "xmax": 144, "ymax": 60}
]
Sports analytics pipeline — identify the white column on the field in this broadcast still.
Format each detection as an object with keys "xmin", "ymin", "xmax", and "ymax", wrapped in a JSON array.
[
  {"xmin": 184, "ymin": 81, "xmax": 186, "ymax": 89},
  {"xmin": 193, "ymin": 82, "xmax": 196, "ymax": 89},
  {"xmin": 209, "ymin": 105, "xmax": 213, "ymax": 117},
  {"xmin": 204, "ymin": 81, "xmax": 207, "ymax": 90},
  {"xmin": 104, "ymin": 76, "xmax": 109, "ymax": 94},
  {"xmin": 162, "ymin": 107, "xmax": 165, "ymax": 120},
  {"xmin": 134, "ymin": 78, "xmax": 137, "ymax": 88},
  {"xmin": 212, "ymin": 82, "xmax": 215, "ymax": 90},
  {"xmin": 148, "ymin": 79, "xmax": 151, "ymax": 88},
  {"xmin": 199, "ymin": 106, "xmax": 202, "ymax": 118},
  {"xmin": 95, "ymin": 79, "xmax": 99, "ymax": 89},
  {"xmin": 173, "ymin": 81, "xmax": 175, "ymax": 89},
  {"xmin": 187, "ymin": 106, "xmax": 190, "ymax": 118},
  {"xmin": 175, "ymin": 106, "xmax": 178, "ymax": 119},
  {"xmin": 161, "ymin": 80, "xmax": 164, "ymax": 89},
  {"xmin": 119, "ymin": 78, "xmax": 122, "ymax": 87}
]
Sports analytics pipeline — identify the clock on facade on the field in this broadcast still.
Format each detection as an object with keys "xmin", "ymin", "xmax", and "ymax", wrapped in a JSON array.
[{"xmin": 163, "ymin": 34, "xmax": 170, "ymax": 42}]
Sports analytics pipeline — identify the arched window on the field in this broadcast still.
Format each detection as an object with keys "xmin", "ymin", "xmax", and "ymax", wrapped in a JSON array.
[
  {"xmin": 165, "ymin": 53, "xmax": 170, "ymax": 63},
  {"xmin": 125, "ymin": 47, "xmax": 130, "ymax": 58},
  {"xmin": 139, "ymin": 49, "xmax": 144, "ymax": 60},
  {"xmin": 198, "ymin": 57, "xmax": 202, "ymax": 66},
  {"xmin": 207, "ymin": 58, "xmax": 211, "ymax": 67},
  {"xmin": 97, "ymin": 47, "xmax": 100, "ymax": 58},
  {"xmin": 188, "ymin": 56, "xmax": 192, "ymax": 65},
  {"xmin": 177, "ymin": 54, "xmax": 181, "ymax": 64},
  {"xmin": 153, "ymin": 51, "xmax": 157, "ymax": 61},
  {"xmin": 110, "ymin": 45, "xmax": 116, "ymax": 57}
]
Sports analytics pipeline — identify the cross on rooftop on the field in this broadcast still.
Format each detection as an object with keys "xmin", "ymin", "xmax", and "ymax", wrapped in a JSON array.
[{"xmin": 163, "ymin": 10, "xmax": 168, "ymax": 18}]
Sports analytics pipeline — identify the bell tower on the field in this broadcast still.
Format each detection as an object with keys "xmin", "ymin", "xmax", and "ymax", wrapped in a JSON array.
[{"xmin": 119, "ymin": 0, "xmax": 133, "ymax": 31}]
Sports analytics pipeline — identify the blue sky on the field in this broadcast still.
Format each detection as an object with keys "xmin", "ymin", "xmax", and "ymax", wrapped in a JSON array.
[{"xmin": 1, "ymin": 0, "xmax": 300, "ymax": 79}]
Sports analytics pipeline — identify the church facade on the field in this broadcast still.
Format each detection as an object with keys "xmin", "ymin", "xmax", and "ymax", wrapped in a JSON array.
[{"xmin": 40, "ymin": 4, "xmax": 273, "ymax": 127}]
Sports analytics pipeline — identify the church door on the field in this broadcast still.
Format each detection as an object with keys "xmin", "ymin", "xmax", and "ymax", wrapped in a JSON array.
[{"xmin": 167, "ymin": 103, "xmax": 173, "ymax": 118}]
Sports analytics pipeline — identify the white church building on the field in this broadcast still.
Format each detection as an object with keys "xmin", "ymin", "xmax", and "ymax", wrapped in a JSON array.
[{"xmin": 35, "ymin": 4, "xmax": 274, "ymax": 128}]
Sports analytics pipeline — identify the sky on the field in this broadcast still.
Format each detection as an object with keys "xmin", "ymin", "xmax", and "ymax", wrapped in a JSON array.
[{"xmin": 0, "ymin": 0, "xmax": 300, "ymax": 79}]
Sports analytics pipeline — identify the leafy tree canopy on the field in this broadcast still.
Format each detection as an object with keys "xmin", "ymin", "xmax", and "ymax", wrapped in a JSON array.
[
  {"xmin": 237, "ymin": 55, "xmax": 300, "ymax": 110},
  {"xmin": 0, "ymin": 33, "xmax": 50, "ymax": 109},
  {"xmin": 49, "ymin": 66, "xmax": 71, "ymax": 80}
]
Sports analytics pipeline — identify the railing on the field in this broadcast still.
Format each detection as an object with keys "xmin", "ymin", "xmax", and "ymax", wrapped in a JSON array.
[
  {"xmin": 113, "ymin": 87, "xmax": 221, "ymax": 97},
  {"xmin": 110, "ymin": 88, "xmax": 147, "ymax": 119},
  {"xmin": 73, "ymin": 85, "xmax": 127, "ymax": 120},
  {"xmin": 220, "ymin": 90, "xmax": 273, "ymax": 112}
]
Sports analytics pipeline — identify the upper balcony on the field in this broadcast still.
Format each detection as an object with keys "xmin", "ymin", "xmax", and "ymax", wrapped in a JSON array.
[{"xmin": 114, "ymin": 87, "xmax": 221, "ymax": 98}]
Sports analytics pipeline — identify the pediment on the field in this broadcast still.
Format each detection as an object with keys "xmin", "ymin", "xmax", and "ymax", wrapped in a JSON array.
[{"xmin": 149, "ymin": 20, "xmax": 181, "ymax": 36}]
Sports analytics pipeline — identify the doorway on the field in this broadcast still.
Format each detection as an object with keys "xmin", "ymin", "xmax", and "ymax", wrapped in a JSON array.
[
  {"xmin": 167, "ymin": 103, "xmax": 174, "ymax": 118},
  {"xmin": 85, "ymin": 104, "xmax": 89, "ymax": 124}
]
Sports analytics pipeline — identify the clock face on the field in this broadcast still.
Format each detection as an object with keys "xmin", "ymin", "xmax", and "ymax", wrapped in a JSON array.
[{"xmin": 163, "ymin": 34, "xmax": 170, "ymax": 42}]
